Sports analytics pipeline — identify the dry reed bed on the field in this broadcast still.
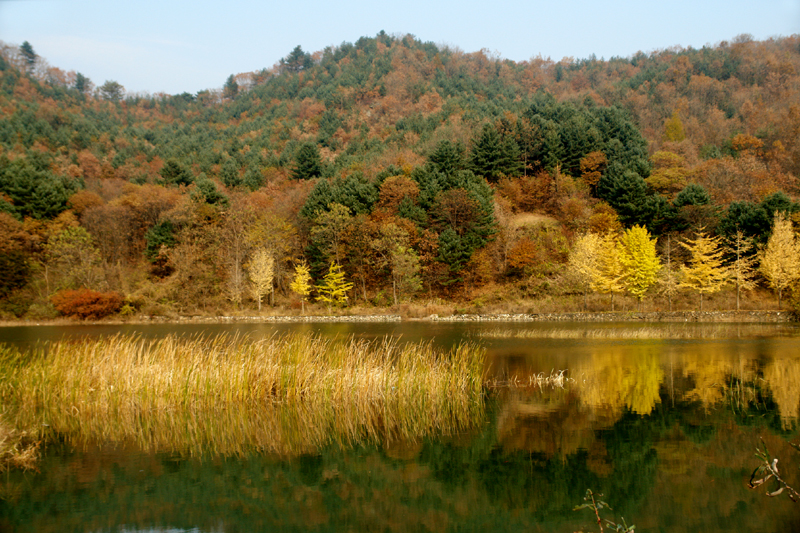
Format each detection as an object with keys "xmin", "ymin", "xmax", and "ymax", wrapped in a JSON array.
[
  {"xmin": 0, "ymin": 334, "xmax": 485, "ymax": 457},
  {"xmin": 485, "ymin": 369, "xmax": 571, "ymax": 389},
  {"xmin": 474, "ymin": 324, "xmax": 797, "ymax": 340}
]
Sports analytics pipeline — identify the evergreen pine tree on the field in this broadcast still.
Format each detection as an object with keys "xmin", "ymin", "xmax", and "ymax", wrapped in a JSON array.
[
  {"xmin": 20, "ymin": 41, "xmax": 36, "ymax": 71},
  {"xmin": 292, "ymin": 143, "xmax": 323, "ymax": 180}
]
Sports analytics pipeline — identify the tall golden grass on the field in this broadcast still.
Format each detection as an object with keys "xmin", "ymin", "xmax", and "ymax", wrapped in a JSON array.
[
  {"xmin": 0, "ymin": 333, "xmax": 485, "ymax": 459},
  {"xmin": 474, "ymin": 324, "xmax": 796, "ymax": 340}
]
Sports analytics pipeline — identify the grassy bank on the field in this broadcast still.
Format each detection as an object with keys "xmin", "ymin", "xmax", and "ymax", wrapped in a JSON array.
[
  {"xmin": 473, "ymin": 323, "xmax": 799, "ymax": 340},
  {"xmin": 0, "ymin": 334, "xmax": 486, "ymax": 460}
]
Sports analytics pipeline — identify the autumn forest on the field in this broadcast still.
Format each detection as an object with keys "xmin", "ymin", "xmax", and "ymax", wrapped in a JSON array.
[{"xmin": 2, "ymin": 32, "xmax": 800, "ymax": 320}]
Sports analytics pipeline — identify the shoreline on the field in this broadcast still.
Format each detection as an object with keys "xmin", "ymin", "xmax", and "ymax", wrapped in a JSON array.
[{"xmin": 0, "ymin": 310, "xmax": 794, "ymax": 327}]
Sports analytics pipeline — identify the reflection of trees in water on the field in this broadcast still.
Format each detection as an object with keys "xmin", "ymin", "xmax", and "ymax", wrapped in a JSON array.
[
  {"xmin": 762, "ymin": 354, "xmax": 800, "ymax": 430},
  {"xmin": 577, "ymin": 344, "xmax": 664, "ymax": 416},
  {"xmin": 4, "ymin": 391, "xmax": 798, "ymax": 533},
  {"xmin": 671, "ymin": 343, "xmax": 800, "ymax": 429}
]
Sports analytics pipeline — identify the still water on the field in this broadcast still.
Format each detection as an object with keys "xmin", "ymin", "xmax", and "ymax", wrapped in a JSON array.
[{"xmin": 2, "ymin": 321, "xmax": 799, "ymax": 532}]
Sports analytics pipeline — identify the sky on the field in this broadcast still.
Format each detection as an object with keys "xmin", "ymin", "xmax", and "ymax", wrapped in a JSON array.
[{"xmin": 1, "ymin": 0, "xmax": 799, "ymax": 96}]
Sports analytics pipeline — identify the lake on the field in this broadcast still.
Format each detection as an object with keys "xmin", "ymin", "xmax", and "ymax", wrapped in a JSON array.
[{"xmin": 1, "ymin": 321, "xmax": 799, "ymax": 532}]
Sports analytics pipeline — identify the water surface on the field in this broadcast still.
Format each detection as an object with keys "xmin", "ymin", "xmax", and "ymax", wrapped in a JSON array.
[{"xmin": 2, "ymin": 321, "xmax": 799, "ymax": 532}]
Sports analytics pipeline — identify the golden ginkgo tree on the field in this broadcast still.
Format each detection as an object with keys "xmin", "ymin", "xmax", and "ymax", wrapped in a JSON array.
[
  {"xmin": 726, "ymin": 230, "xmax": 759, "ymax": 312},
  {"xmin": 594, "ymin": 233, "xmax": 625, "ymax": 311},
  {"xmin": 760, "ymin": 212, "xmax": 800, "ymax": 309},
  {"xmin": 289, "ymin": 262, "xmax": 312, "ymax": 314},
  {"xmin": 568, "ymin": 232, "xmax": 603, "ymax": 310},
  {"xmin": 679, "ymin": 230, "xmax": 729, "ymax": 311},
  {"xmin": 246, "ymin": 247, "xmax": 274, "ymax": 311},
  {"xmin": 315, "ymin": 262, "xmax": 353, "ymax": 314},
  {"xmin": 618, "ymin": 225, "xmax": 661, "ymax": 310}
]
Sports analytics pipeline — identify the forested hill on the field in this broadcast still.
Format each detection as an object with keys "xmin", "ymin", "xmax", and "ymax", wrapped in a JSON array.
[{"xmin": 1, "ymin": 33, "xmax": 800, "ymax": 318}]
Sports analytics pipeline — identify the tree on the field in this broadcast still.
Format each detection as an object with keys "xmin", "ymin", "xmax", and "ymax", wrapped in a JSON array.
[
  {"xmin": 647, "ymin": 151, "xmax": 690, "ymax": 196},
  {"xmin": 568, "ymin": 232, "xmax": 603, "ymax": 310},
  {"xmin": 726, "ymin": 231, "xmax": 759, "ymax": 312},
  {"xmin": 247, "ymin": 248, "xmax": 274, "ymax": 311},
  {"xmin": 74, "ymin": 72, "xmax": 92, "ymax": 95},
  {"xmin": 597, "ymin": 169, "xmax": 650, "ymax": 227},
  {"xmin": 281, "ymin": 45, "xmax": 313, "ymax": 73},
  {"xmin": 0, "ymin": 156, "xmax": 74, "ymax": 219},
  {"xmin": 220, "ymin": 159, "xmax": 241, "ymax": 188},
  {"xmin": 292, "ymin": 143, "xmax": 323, "ymax": 180},
  {"xmin": 662, "ymin": 110, "xmax": 686, "ymax": 142},
  {"xmin": 428, "ymin": 140, "xmax": 466, "ymax": 176},
  {"xmin": 579, "ymin": 151, "xmax": 607, "ymax": 195},
  {"xmin": 469, "ymin": 124, "xmax": 522, "ymax": 181},
  {"xmin": 310, "ymin": 203, "xmax": 352, "ymax": 265},
  {"xmin": 315, "ymin": 262, "xmax": 353, "ymax": 313},
  {"xmin": 191, "ymin": 175, "xmax": 229, "ymax": 206},
  {"xmin": 371, "ymin": 223, "xmax": 420, "ymax": 304},
  {"xmin": 760, "ymin": 212, "xmax": 800, "ymax": 309},
  {"xmin": 98, "ymin": 80, "xmax": 124, "ymax": 102},
  {"xmin": 20, "ymin": 41, "xmax": 36, "ymax": 71},
  {"xmin": 658, "ymin": 234, "xmax": 680, "ymax": 312},
  {"xmin": 290, "ymin": 262, "xmax": 313, "ymax": 314},
  {"xmin": 618, "ymin": 225, "xmax": 661, "ymax": 310},
  {"xmin": 223, "ymin": 74, "xmax": 239, "ymax": 99},
  {"xmin": 160, "ymin": 160, "xmax": 194, "ymax": 187},
  {"xmin": 45, "ymin": 226, "xmax": 104, "ymax": 292},
  {"xmin": 391, "ymin": 246, "xmax": 422, "ymax": 301},
  {"xmin": 679, "ymin": 231, "xmax": 729, "ymax": 311},
  {"xmin": 593, "ymin": 233, "xmax": 625, "ymax": 311},
  {"xmin": 144, "ymin": 220, "xmax": 177, "ymax": 268}
]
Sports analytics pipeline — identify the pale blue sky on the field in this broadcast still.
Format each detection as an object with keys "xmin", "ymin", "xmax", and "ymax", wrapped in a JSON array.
[{"xmin": 1, "ymin": 0, "xmax": 799, "ymax": 95}]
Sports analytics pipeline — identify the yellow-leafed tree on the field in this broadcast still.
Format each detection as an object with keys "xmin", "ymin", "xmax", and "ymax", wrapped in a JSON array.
[
  {"xmin": 289, "ymin": 262, "xmax": 312, "ymax": 314},
  {"xmin": 658, "ymin": 234, "xmax": 680, "ymax": 312},
  {"xmin": 568, "ymin": 232, "xmax": 603, "ymax": 310},
  {"xmin": 247, "ymin": 247, "xmax": 274, "ymax": 311},
  {"xmin": 726, "ymin": 230, "xmax": 759, "ymax": 311},
  {"xmin": 679, "ymin": 230, "xmax": 729, "ymax": 311},
  {"xmin": 315, "ymin": 262, "xmax": 353, "ymax": 313},
  {"xmin": 760, "ymin": 212, "xmax": 800, "ymax": 309},
  {"xmin": 593, "ymin": 233, "xmax": 625, "ymax": 311},
  {"xmin": 618, "ymin": 225, "xmax": 661, "ymax": 310}
]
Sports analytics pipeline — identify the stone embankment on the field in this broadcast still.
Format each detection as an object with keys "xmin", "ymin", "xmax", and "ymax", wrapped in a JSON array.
[
  {"xmin": 144, "ymin": 314, "xmax": 403, "ymax": 324},
  {"xmin": 430, "ymin": 311, "xmax": 794, "ymax": 322},
  {"xmin": 136, "ymin": 310, "xmax": 795, "ymax": 324}
]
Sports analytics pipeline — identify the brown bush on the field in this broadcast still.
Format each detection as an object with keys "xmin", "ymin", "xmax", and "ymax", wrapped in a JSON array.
[{"xmin": 51, "ymin": 289, "xmax": 124, "ymax": 320}]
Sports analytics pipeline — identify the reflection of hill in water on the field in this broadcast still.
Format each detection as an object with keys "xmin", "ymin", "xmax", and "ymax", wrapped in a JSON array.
[
  {"xmin": 486, "ymin": 327, "xmax": 800, "ymax": 430},
  {"xmin": 3, "ymin": 326, "xmax": 800, "ymax": 532},
  {"xmin": 6, "ymin": 384, "xmax": 798, "ymax": 533}
]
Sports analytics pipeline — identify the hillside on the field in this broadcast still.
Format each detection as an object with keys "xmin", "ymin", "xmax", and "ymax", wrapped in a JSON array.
[{"xmin": 1, "ymin": 33, "xmax": 799, "ymax": 318}]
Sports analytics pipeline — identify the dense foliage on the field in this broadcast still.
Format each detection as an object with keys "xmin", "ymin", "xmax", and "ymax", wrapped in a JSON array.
[{"xmin": 1, "ymin": 32, "xmax": 799, "ymax": 317}]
